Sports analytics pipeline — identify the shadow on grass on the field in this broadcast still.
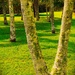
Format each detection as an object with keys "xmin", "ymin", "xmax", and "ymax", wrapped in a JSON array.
[
  {"xmin": 72, "ymin": 19, "xmax": 75, "ymax": 27},
  {"xmin": 39, "ymin": 38, "xmax": 58, "ymax": 49},
  {"xmin": 0, "ymin": 17, "xmax": 75, "ymax": 49},
  {"xmin": 70, "ymin": 34, "xmax": 75, "ymax": 37},
  {"xmin": 0, "ymin": 18, "xmax": 61, "ymax": 49},
  {"xmin": 0, "ymin": 21, "xmax": 27, "ymax": 48},
  {"xmin": 0, "ymin": 40, "xmax": 27, "ymax": 47},
  {"xmin": 0, "ymin": 22, "xmax": 10, "ymax": 41},
  {"xmin": 36, "ymin": 22, "xmax": 51, "ymax": 31},
  {"xmin": 68, "ymin": 42, "xmax": 75, "ymax": 53},
  {"xmin": 36, "ymin": 17, "xmax": 61, "ymax": 32}
]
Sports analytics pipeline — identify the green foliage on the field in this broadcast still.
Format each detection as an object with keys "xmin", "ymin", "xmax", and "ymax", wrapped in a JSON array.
[{"xmin": 0, "ymin": 12, "xmax": 75, "ymax": 75}]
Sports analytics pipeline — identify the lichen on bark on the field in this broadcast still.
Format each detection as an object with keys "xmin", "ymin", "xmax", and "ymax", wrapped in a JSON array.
[
  {"xmin": 51, "ymin": 0, "xmax": 73, "ymax": 75},
  {"xmin": 20, "ymin": 0, "xmax": 50, "ymax": 75}
]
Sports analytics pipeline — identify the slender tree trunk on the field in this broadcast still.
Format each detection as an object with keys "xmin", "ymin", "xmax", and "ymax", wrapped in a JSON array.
[
  {"xmin": 33, "ymin": 0, "xmax": 39, "ymax": 21},
  {"xmin": 51, "ymin": 0, "xmax": 73, "ymax": 75},
  {"xmin": 21, "ymin": 8, "xmax": 23, "ymax": 20},
  {"xmin": 9, "ymin": 0, "xmax": 16, "ymax": 42},
  {"xmin": 46, "ymin": 3, "xmax": 49, "ymax": 21},
  {"xmin": 20, "ymin": 0, "xmax": 50, "ymax": 75},
  {"xmin": 2, "ymin": 0, "xmax": 8, "ymax": 25},
  {"xmin": 49, "ymin": 0, "xmax": 55, "ymax": 34},
  {"xmin": 21, "ymin": 13, "xmax": 23, "ymax": 20}
]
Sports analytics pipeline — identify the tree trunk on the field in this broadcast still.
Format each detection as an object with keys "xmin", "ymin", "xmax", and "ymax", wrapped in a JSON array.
[
  {"xmin": 46, "ymin": 3, "xmax": 49, "ymax": 21},
  {"xmin": 49, "ymin": 0, "xmax": 55, "ymax": 34},
  {"xmin": 33, "ymin": 0, "xmax": 39, "ymax": 21},
  {"xmin": 21, "ymin": 13, "xmax": 23, "ymax": 20},
  {"xmin": 20, "ymin": 0, "xmax": 50, "ymax": 75},
  {"xmin": 9, "ymin": 0, "xmax": 16, "ymax": 42},
  {"xmin": 51, "ymin": 0, "xmax": 73, "ymax": 75},
  {"xmin": 2, "ymin": 0, "xmax": 8, "ymax": 25}
]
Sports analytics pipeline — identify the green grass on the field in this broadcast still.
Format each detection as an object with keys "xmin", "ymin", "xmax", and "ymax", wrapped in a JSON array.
[{"xmin": 0, "ymin": 11, "xmax": 75, "ymax": 75}]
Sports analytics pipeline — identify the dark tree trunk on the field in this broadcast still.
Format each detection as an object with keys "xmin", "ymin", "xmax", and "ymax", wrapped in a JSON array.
[
  {"xmin": 49, "ymin": 0, "xmax": 55, "ymax": 34},
  {"xmin": 2, "ymin": 0, "xmax": 8, "ymax": 25},
  {"xmin": 33, "ymin": 0, "xmax": 39, "ymax": 21}
]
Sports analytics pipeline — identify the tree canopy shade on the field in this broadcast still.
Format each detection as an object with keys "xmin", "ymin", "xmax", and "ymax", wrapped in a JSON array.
[{"xmin": 0, "ymin": 0, "xmax": 64, "ymax": 14}]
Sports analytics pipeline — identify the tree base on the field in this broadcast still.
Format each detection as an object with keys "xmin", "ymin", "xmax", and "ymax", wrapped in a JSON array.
[
  {"xmin": 52, "ymin": 30, "xmax": 55, "ymax": 34},
  {"xmin": 4, "ymin": 22, "xmax": 8, "ymax": 25},
  {"xmin": 10, "ymin": 39, "xmax": 16, "ymax": 42}
]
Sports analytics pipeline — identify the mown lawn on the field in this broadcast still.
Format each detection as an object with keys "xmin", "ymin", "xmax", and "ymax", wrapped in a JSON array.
[{"xmin": 0, "ymin": 11, "xmax": 75, "ymax": 75}]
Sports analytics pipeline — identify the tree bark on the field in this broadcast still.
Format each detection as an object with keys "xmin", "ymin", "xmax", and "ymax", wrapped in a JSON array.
[
  {"xmin": 46, "ymin": 3, "xmax": 49, "ymax": 21},
  {"xmin": 9, "ymin": 0, "xmax": 16, "ymax": 42},
  {"xmin": 21, "ymin": 13, "xmax": 23, "ymax": 20},
  {"xmin": 2, "ymin": 0, "xmax": 8, "ymax": 25},
  {"xmin": 49, "ymin": 0, "xmax": 55, "ymax": 34},
  {"xmin": 20, "ymin": 0, "xmax": 50, "ymax": 75},
  {"xmin": 51, "ymin": 0, "xmax": 73, "ymax": 75},
  {"xmin": 33, "ymin": 0, "xmax": 39, "ymax": 21}
]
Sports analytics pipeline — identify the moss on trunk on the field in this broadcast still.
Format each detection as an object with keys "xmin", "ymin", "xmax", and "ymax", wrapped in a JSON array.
[
  {"xmin": 51, "ymin": 0, "xmax": 73, "ymax": 75},
  {"xmin": 20, "ymin": 0, "xmax": 50, "ymax": 75},
  {"xmin": 9, "ymin": 0, "xmax": 16, "ymax": 42}
]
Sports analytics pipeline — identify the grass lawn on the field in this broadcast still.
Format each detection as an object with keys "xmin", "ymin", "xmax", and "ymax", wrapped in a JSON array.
[{"xmin": 0, "ymin": 11, "xmax": 75, "ymax": 75}]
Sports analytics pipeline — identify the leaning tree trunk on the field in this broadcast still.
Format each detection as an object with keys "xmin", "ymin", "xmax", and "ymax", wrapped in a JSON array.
[
  {"xmin": 2, "ymin": 0, "xmax": 8, "ymax": 25},
  {"xmin": 20, "ymin": 0, "xmax": 50, "ymax": 75},
  {"xmin": 9, "ymin": 0, "xmax": 16, "ymax": 42},
  {"xmin": 33, "ymin": 0, "xmax": 39, "ymax": 21},
  {"xmin": 51, "ymin": 0, "xmax": 73, "ymax": 75},
  {"xmin": 49, "ymin": 0, "xmax": 55, "ymax": 34}
]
